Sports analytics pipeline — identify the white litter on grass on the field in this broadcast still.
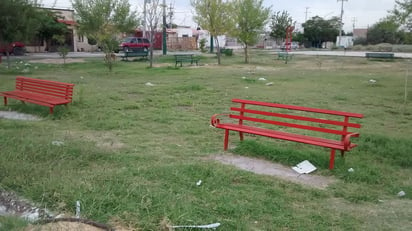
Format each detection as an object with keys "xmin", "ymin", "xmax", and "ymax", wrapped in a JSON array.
[
  {"xmin": 75, "ymin": 200, "xmax": 81, "ymax": 218},
  {"xmin": 369, "ymin": 79, "xmax": 377, "ymax": 84},
  {"xmin": 245, "ymin": 87, "xmax": 249, "ymax": 89},
  {"xmin": 397, "ymin": 191, "xmax": 406, "ymax": 197},
  {"xmin": 242, "ymin": 76, "xmax": 246, "ymax": 79},
  {"xmin": 348, "ymin": 168, "xmax": 355, "ymax": 172},
  {"xmin": 265, "ymin": 82, "xmax": 274, "ymax": 86},
  {"xmin": 258, "ymin": 77, "xmax": 266, "ymax": 81},
  {"xmin": 51, "ymin": 141, "xmax": 64, "ymax": 146},
  {"xmin": 196, "ymin": 180, "xmax": 202, "ymax": 186},
  {"xmin": 292, "ymin": 160, "xmax": 317, "ymax": 174},
  {"xmin": 171, "ymin": 222, "xmax": 221, "ymax": 229},
  {"xmin": 145, "ymin": 82, "xmax": 155, "ymax": 86}
]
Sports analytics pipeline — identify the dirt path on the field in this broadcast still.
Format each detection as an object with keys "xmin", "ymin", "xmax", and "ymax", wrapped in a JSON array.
[{"xmin": 210, "ymin": 154, "xmax": 337, "ymax": 189}]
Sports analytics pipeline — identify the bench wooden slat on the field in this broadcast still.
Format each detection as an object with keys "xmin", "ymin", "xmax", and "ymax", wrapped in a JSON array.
[
  {"xmin": 216, "ymin": 123, "xmax": 357, "ymax": 150},
  {"xmin": 229, "ymin": 114, "xmax": 350, "ymax": 136},
  {"xmin": 230, "ymin": 107, "xmax": 361, "ymax": 128},
  {"xmin": 232, "ymin": 98, "xmax": 364, "ymax": 118}
]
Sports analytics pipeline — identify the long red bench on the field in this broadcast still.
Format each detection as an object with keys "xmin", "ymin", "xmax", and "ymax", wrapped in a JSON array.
[
  {"xmin": 0, "ymin": 76, "xmax": 75, "ymax": 114},
  {"xmin": 210, "ymin": 99, "xmax": 363, "ymax": 169}
]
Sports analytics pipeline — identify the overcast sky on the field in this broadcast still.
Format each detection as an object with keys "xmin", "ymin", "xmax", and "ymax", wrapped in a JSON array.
[{"xmin": 41, "ymin": 0, "xmax": 396, "ymax": 32}]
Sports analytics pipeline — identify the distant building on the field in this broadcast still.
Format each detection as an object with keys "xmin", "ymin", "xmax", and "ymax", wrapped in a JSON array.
[
  {"xmin": 336, "ymin": 36, "xmax": 354, "ymax": 48},
  {"xmin": 353, "ymin": 28, "xmax": 368, "ymax": 39}
]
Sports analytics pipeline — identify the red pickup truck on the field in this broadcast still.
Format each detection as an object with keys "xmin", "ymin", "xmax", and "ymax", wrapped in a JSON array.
[{"xmin": 0, "ymin": 42, "xmax": 26, "ymax": 55}]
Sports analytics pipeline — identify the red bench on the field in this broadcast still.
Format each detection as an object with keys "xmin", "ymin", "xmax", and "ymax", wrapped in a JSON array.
[
  {"xmin": 0, "ymin": 76, "xmax": 75, "ymax": 114},
  {"xmin": 210, "ymin": 99, "xmax": 363, "ymax": 169}
]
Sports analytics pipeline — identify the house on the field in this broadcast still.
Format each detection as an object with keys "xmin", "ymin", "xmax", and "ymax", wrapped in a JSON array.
[{"xmin": 25, "ymin": 8, "xmax": 97, "ymax": 53}]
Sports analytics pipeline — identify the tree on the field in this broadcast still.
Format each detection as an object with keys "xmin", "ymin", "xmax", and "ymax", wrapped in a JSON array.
[
  {"xmin": 191, "ymin": 0, "xmax": 235, "ymax": 65},
  {"xmin": 233, "ymin": 0, "xmax": 270, "ymax": 63},
  {"xmin": 145, "ymin": 0, "xmax": 162, "ymax": 68},
  {"xmin": 72, "ymin": 0, "xmax": 139, "ymax": 72},
  {"xmin": 269, "ymin": 11, "xmax": 293, "ymax": 43},
  {"xmin": 302, "ymin": 16, "xmax": 340, "ymax": 48},
  {"xmin": 36, "ymin": 9, "xmax": 69, "ymax": 52},
  {"xmin": 0, "ymin": 0, "xmax": 40, "ymax": 68},
  {"xmin": 367, "ymin": 18, "xmax": 401, "ymax": 44},
  {"xmin": 391, "ymin": 0, "xmax": 412, "ymax": 30}
]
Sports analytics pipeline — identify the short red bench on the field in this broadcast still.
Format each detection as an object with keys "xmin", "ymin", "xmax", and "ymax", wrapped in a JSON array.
[
  {"xmin": 210, "ymin": 99, "xmax": 363, "ymax": 169},
  {"xmin": 0, "ymin": 76, "xmax": 75, "ymax": 114}
]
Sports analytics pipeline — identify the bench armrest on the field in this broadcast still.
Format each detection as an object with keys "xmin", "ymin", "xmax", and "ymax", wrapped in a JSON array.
[
  {"xmin": 343, "ymin": 132, "xmax": 360, "ymax": 150},
  {"xmin": 210, "ymin": 114, "xmax": 230, "ymax": 127}
]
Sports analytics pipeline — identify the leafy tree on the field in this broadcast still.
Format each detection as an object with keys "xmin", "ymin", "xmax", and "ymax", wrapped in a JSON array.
[
  {"xmin": 233, "ymin": 0, "xmax": 270, "ymax": 63},
  {"xmin": 367, "ymin": 18, "xmax": 401, "ymax": 44},
  {"xmin": 36, "ymin": 9, "xmax": 69, "ymax": 52},
  {"xmin": 391, "ymin": 0, "xmax": 412, "ymax": 30},
  {"xmin": 302, "ymin": 16, "xmax": 340, "ymax": 48},
  {"xmin": 72, "ymin": 0, "xmax": 139, "ymax": 72},
  {"xmin": 269, "ymin": 11, "xmax": 293, "ymax": 42},
  {"xmin": 0, "ymin": 0, "xmax": 40, "ymax": 68},
  {"xmin": 191, "ymin": 0, "xmax": 235, "ymax": 64}
]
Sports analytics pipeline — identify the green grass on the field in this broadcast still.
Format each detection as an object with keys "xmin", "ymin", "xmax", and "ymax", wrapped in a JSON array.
[{"xmin": 0, "ymin": 51, "xmax": 411, "ymax": 230}]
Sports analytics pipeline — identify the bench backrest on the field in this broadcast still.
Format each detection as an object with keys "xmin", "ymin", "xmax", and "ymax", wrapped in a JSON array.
[
  {"xmin": 129, "ymin": 47, "xmax": 148, "ymax": 53},
  {"xmin": 15, "ymin": 76, "xmax": 75, "ymax": 102},
  {"xmin": 175, "ymin": 55, "xmax": 193, "ymax": 60},
  {"xmin": 230, "ymin": 99, "xmax": 363, "ymax": 138}
]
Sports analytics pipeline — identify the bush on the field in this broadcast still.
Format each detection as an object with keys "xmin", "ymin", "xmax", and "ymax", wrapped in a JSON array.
[{"xmin": 375, "ymin": 43, "xmax": 393, "ymax": 52}]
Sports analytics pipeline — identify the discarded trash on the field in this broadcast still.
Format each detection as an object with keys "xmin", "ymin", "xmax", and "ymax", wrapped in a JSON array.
[
  {"xmin": 75, "ymin": 201, "xmax": 81, "ymax": 218},
  {"xmin": 171, "ymin": 223, "xmax": 221, "ymax": 229},
  {"xmin": 245, "ymin": 87, "xmax": 249, "ymax": 89},
  {"xmin": 292, "ymin": 160, "xmax": 317, "ymax": 174},
  {"xmin": 258, "ymin": 77, "xmax": 266, "ymax": 81},
  {"xmin": 348, "ymin": 168, "xmax": 355, "ymax": 172},
  {"xmin": 145, "ymin": 82, "xmax": 155, "ymax": 86},
  {"xmin": 369, "ymin": 79, "xmax": 377, "ymax": 84},
  {"xmin": 196, "ymin": 180, "xmax": 202, "ymax": 186},
  {"xmin": 397, "ymin": 191, "xmax": 406, "ymax": 197},
  {"xmin": 51, "ymin": 141, "xmax": 64, "ymax": 146},
  {"xmin": 378, "ymin": 199, "xmax": 384, "ymax": 203},
  {"xmin": 265, "ymin": 82, "xmax": 274, "ymax": 86},
  {"xmin": 242, "ymin": 76, "xmax": 246, "ymax": 79}
]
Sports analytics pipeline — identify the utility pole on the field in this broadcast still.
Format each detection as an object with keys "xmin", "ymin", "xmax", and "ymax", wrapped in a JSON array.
[
  {"xmin": 168, "ymin": 2, "xmax": 173, "ymax": 28},
  {"xmin": 337, "ymin": 0, "xmax": 348, "ymax": 47},
  {"xmin": 162, "ymin": 0, "xmax": 167, "ymax": 55},
  {"xmin": 304, "ymin": 7, "xmax": 310, "ymax": 22},
  {"xmin": 352, "ymin": 17, "xmax": 357, "ymax": 32}
]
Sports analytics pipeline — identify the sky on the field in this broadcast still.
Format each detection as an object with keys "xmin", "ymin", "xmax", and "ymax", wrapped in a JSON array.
[{"xmin": 41, "ymin": 0, "xmax": 396, "ymax": 33}]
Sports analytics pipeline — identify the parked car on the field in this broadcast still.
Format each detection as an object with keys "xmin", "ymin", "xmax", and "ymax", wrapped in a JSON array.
[
  {"xmin": 117, "ymin": 37, "xmax": 150, "ymax": 52},
  {"xmin": 281, "ymin": 41, "xmax": 299, "ymax": 50},
  {"xmin": 0, "ymin": 41, "xmax": 25, "ymax": 55}
]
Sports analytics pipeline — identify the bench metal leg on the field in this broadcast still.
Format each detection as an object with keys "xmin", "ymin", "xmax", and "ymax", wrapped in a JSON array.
[
  {"xmin": 224, "ymin": 129, "xmax": 229, "ymax": 151},
  {"xmin": 49, "ymin": 107, "xmax": 54, "ymax": 114},
  {"xmin": 239, "ymin": 132, "xmax": 244, "ymax": 141},
  {"xmin": 3, "ymin": 96, "xmax": 7, "ymax": 106},
  {"xmin": 329, "ymin": 149, "xmax": 336, "ymax": 170}
]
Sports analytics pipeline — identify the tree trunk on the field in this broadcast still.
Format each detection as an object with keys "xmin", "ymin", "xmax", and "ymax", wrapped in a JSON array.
[
  {"xmin": 6, "ymin": 51, "xmax": 11, "ymax": 69},
  {"xmin": 244, "ymin": 44, "xmax": 249, "ymax": 64},
  {"xmin": 215, "ymin": 36, "xmax": 221, "ymax": 65}
]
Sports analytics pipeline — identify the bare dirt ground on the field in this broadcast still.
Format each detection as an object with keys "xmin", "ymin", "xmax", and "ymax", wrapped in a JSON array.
[
  {"xmin": 210, "ymin": 154, "xmax": 337, "ymax": 189},
  {"xmin": 28, "ymin": 58, "xmax": 86, "ymax": 64}
]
